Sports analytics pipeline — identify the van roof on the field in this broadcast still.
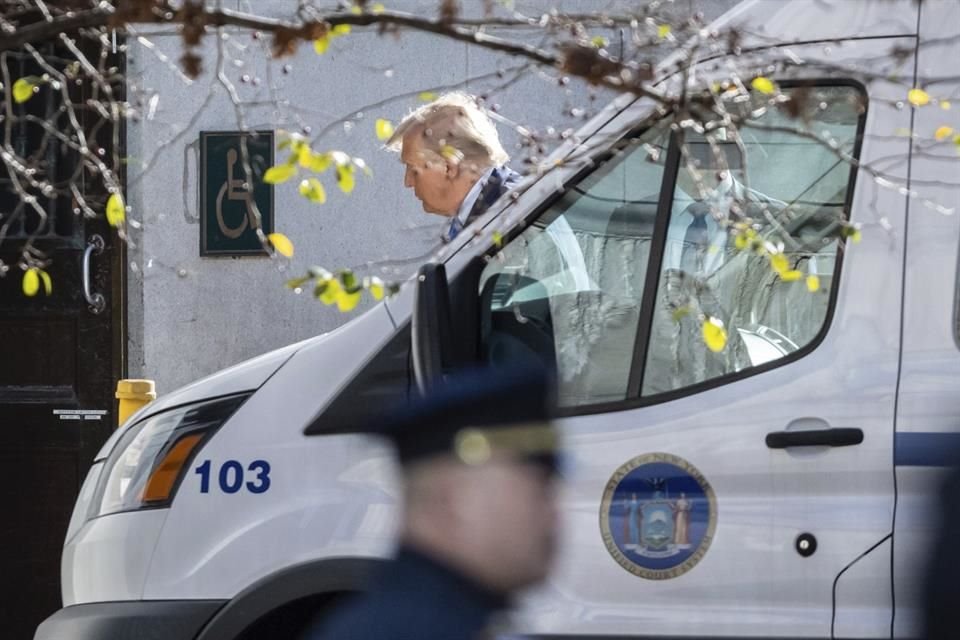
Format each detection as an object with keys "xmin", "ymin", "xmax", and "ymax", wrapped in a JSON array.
[{"xmin": 716, "ymin": 0, "xmax": 918, "ymax": 43}]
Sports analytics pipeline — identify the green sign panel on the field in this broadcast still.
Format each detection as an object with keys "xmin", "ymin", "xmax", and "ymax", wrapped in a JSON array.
[{"xmin": 200, "ymin": 131, "xmax": 274, "ymax": 256}]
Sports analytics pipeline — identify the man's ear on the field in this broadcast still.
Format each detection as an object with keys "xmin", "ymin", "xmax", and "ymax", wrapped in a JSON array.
[{"xmin": 444, "ymin": 157, "xmax": 462, "ymax": 181}]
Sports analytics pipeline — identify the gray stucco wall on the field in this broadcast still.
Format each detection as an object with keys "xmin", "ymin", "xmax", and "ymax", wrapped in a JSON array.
[{"xmin": 126, "ymin": 0, "xmax": 740, "ymax": 393}]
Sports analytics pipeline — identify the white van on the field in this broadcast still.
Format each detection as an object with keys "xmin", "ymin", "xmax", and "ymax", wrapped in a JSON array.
[{"xmin": 36, "ymin": 1, "xmax": 960, "ymax": 638}]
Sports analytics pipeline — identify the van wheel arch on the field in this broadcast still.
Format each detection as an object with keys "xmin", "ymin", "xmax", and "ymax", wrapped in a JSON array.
[{"xmin": 194, "ymin": 557, "xmax": 382, "ymax": 640}]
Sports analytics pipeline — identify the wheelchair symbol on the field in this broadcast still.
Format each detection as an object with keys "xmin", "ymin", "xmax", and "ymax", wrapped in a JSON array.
[{"xmin": 216, "ymin": 148, "xmax": 258, "ymax": 239}]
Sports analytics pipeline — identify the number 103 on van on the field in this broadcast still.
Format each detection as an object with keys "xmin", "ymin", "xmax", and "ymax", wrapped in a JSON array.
[{"xmin": 194, "ymin": 459, "xmax": 271, "ymax": 494}]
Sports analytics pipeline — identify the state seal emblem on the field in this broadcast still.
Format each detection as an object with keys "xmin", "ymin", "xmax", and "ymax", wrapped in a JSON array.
[{"xmin": 599, "ymin": 452, "xmax": 717, "ymax": 580}]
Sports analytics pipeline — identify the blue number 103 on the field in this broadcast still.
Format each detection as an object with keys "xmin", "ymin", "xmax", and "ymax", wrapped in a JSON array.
[{"xmin": 195, "ymin": 459, "xmax": 271, "ymax": 494}]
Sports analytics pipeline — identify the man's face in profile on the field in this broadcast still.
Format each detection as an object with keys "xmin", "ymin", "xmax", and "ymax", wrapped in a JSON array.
[{"xmin": 400, "ymin": 133, "xmax": 459, "ymax": 216}]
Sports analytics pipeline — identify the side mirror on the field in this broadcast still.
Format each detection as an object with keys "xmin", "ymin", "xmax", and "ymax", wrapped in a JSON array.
[{"xmin": 412, "ymin": 262, "xmax": 455, "ymax": 396}]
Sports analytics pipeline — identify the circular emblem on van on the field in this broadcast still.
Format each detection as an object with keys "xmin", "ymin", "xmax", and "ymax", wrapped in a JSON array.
[{"xmin": 599, "ymin": 453, "xmax": 716, "ymax": 580}]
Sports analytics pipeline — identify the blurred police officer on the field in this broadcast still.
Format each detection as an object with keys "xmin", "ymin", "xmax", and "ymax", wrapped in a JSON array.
[{"xmin": 308, "ymin": 366, "xmax": 559, "ymax": 640}]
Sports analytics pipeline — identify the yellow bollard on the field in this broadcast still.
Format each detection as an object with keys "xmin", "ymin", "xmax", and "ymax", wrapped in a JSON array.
[{"xmin": 116, "ymin": 379, "xmax": 156, "ymax": 428}]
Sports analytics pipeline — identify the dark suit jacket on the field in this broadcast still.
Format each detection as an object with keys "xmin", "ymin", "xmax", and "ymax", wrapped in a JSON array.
[{"xmin": 445, "ymin": 166, "xmax": 522, "ymax": 242}]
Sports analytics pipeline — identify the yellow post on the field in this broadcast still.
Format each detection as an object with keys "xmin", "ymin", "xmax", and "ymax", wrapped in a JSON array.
[{"xmin": 116, "ymin": 379, "xmax": 156, "ymax": 428}]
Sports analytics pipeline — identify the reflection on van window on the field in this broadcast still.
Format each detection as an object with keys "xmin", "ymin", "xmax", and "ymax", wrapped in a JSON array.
[
  {"xmin": 479, "ymin": 122, "xmax": 670, "ymax": 406},
  {"xmin": 478, "ymin": 84, "xmax": 864, "ymax": 408},
  {"xmin": 642, "ymin": 85, "xmax": 863, "ymax": 395}
]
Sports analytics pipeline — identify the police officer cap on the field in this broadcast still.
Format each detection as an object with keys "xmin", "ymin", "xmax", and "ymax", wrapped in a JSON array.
[{"xmin": 374, "ymin": 365, "xmax": 558, "ymax": 470}]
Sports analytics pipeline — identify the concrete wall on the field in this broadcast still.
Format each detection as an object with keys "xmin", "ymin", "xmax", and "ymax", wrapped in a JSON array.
[{"xmin": 126, "ymin": 0, "xmax": 740, "ymax": 393}]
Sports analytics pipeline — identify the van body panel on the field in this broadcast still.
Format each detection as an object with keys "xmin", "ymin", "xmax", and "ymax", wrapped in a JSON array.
[
  {"xmin": 893, "ymin": 2, "xmax": 960, "ymax": 637},
  {"xmin": 93, "ymin": 337, "xmax": 309, "ymax": 462},
  {"xmin": 831, "ymin": 536, "xmax": 893, "ymax": 639},
  {"xmin": 142, "ymin": 304, "xmax": 400, "ymax": 599},
  {"xmin": 61, "ymin": 510, "xmax": 168, "ymax": 604},
  {"xmin": 712, "ymin": 0, "xmax": 917, "ymax": 45}
]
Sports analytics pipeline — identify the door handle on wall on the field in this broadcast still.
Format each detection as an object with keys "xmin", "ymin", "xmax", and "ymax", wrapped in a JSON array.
[
  {"xmin": 765, "ymin": 427, "xmax": 864, "ymax": 449},
  {"xmin": 83, "ymin": 234, "xmax": 106, "ymax": 315}
]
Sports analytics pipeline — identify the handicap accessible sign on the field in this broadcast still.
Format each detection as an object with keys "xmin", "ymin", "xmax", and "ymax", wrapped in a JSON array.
[{"xmin": 200, "ymin": 130, "xmax": 274, "ymax": 256}]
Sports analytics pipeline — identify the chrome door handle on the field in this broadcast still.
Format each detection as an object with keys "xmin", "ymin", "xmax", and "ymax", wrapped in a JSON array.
[{"xmin": 83, "ymin": 234, "xmax": 106, "ymax": 314}]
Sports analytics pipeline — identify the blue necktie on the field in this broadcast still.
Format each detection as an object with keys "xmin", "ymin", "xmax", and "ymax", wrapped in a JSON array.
[{"xmin": 444, "ymin": 217, "xmax": 463, "ymax": 243}]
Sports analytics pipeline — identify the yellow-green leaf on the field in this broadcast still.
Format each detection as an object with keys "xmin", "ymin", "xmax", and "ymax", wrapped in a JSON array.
[
  {"xmin": 286, "ymin": 275, "xmax": 311, "ymax": 290},
  {"xmin": 492, "ymin": 230, "xmax": 503, "ymax": 248},
  {"xmin": 840, "ymin": 224, "xmax": 862, "ymax": 243},
  {"xmin": 440, "ymin": 144, "xmax": 464, "ymax": 162},
  {"xmin": 268, "ymin": 232, "xmax": 294, "ymax": 258},
  {"xmin": 769, "ymin": 252, "xmax": 789, "ymax": 274},
  {"xmin": 780, "ymin": 269, "xmax": 803, "ymax": 282},
  {"xmin": 22, "ymin": 268, "xmax": 39, "ymax": 297},
  {"xmin": 368, "ymin": 277, "xmax": 385, "ymax": 300},
  {"xmin": 671, "ymin": 305, "xmax": 692, "ymax": 323},
  {"xmin": 106, "ymin": 193, "xmax": 126, "ymax": 227},
  {"xmin": 336, "ymin": 164, "xmax": 356, "ymax": 193},
  {"xmin": 734, "ymin": 233, "xmax": 748, "ymax": 250},
  {"xmin": 307, "ymin": 152, "xmax": 332, "ymax": 173},
  {"xmin": 294, "ymin": 141, "xmax": 313, "ymax": 167},
  {"xmin": 336, "ymin": 289, "xmax": 362, "ymax": 312},
  {"xmin": 313, "ymin": 36, "xmax": 330, "ymax": 55},
  {"xmin": 298, "ymin": 178, "xmax": 327, "ymax": 204},
  {"xmin": 908, "ymin": 88, "xmax": 931, "ymax": 107},
  {"xmin": 39, "ymin": 268, "xmax": 52, "ymax": 295},
  {"xmin": 702, "ymin": 317, "xmax": 728, "ymax": 353},
  {"xmin": 751, "ymin": 76, "xmax": 776, "ymax": 95},
  {"xmin": 657, "ymin": 24, "xmax": 671, "ymax": 39},
  {"xmin": 941, "ymin": 100, "xmax": 951, "ymax": 111},
  {"xmin": 590, "ymin": 36, "xmax": 608, "ymax": 48},
  {"xmin": 319, "ymin": 278, "xmax": 341, "ymax": 305},
  {"xmin": 350, "ymin": 4, "xmax": 363, "ymax": 14},
  {"xmin": 418, "ymin": 91, "xmax": 438, "ymax": 102},
  {"xmin": 13, "ymin": 77, "xmax": 38, "ymax": 104},
  {"xmin": 332, "ymin": 24, "xmax": 351, "ymax": 36},
  {"xmin": 263, "ymin": 164, "xmax": 297, "ymax": 184},
  {"xmin": 372, "ymin": 2, "xmax": 385, "ymax": 13},
  {"xmin": 340, "ymin": 269, "xmax": 359, "ymax": 292},
  {"xmin": 806, "ymin": 274, "xmax": 820, "ymax": 292},
  {"xmin": 935, "ymin": 126, "xmax": 954, "ymax": 141},
  {"xmin": 375, "ymin": 118, "xmax": 395, "ymax": 141}
]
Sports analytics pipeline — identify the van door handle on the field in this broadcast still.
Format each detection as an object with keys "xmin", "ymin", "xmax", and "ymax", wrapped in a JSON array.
[{"xmin": 765, "ymin": 427, "xmax": 863, "ymax": 449}]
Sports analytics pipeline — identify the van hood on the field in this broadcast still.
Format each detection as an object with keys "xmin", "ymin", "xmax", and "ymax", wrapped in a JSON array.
[{"xmin": 94, "ymin": 336, "xmax": 318, "ymax": 461}]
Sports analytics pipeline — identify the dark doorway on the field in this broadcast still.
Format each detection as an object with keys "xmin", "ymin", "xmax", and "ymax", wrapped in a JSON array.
[{"xmin": 0, "ymin": 40, "xmax": 124, "ymax": 638}]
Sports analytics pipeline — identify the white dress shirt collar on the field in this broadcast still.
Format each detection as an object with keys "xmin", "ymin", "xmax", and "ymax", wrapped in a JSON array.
[{"xmin": 455, "ymin": 166, "xmax": 496, "ymax": 226}]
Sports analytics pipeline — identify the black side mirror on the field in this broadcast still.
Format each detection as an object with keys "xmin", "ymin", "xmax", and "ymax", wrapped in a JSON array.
[{"xmin": 412, "ymin": 262, "xmax": 455, "ymax": 396}]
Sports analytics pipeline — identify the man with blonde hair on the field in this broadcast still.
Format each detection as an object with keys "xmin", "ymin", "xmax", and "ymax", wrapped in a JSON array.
[{"xmin": 386, "ymin": 92, "xmax": 521, "ymax": 242}]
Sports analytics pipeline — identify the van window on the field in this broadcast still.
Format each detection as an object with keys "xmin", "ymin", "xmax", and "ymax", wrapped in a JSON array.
[
  {"xmin": 642, "ymin": 85, "xmax": 863, "ymax": 395},
  {"xmin": 479, "ymin": 122, "xmax": 670, "ymax": 407},
  {"xmin": 479, "ymin": 84, "xmax": 865, "ymax": 408}
]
